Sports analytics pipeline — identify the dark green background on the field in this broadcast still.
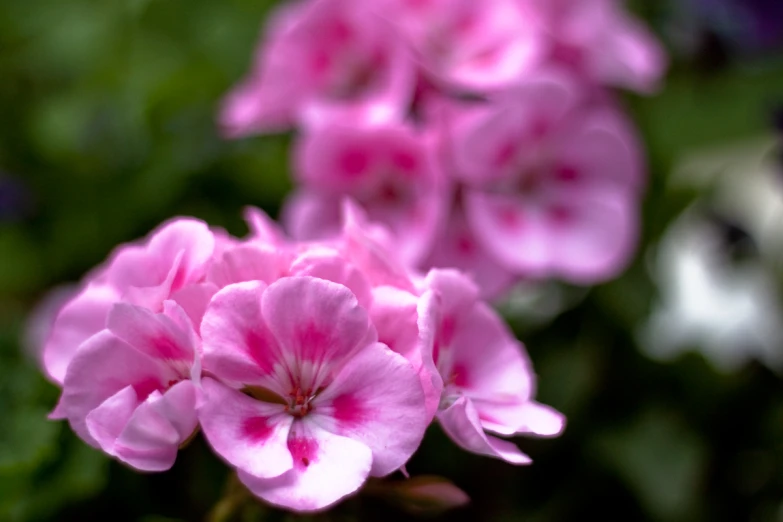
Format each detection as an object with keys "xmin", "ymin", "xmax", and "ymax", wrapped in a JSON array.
[{"xmin": 0, "ymin": 1, "xmax": 782, "ymax": 520}]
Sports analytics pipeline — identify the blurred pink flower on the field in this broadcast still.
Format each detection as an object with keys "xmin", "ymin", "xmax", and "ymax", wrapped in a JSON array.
[
  {"xmin": 442, "ymin": 73, "xmax": 644, "ymax": 284},
  {"xmin": 198, "ymin": 276, "xmax": 428, "ymax": 512},
  {"xmin": 50, "ymin": 301, "xmax": 200, "ymax": 471},
  {"xmin": 526, "ymin": 0, "xmax": 668, "ymax": 92},
  {"xmin": 383, "ymin": 0, "xmax": 543, "ymax": 92},
  {"xmin": 220, "ymin": 0, "xmax": 416, "ymax": 137},
  {"xmin": 423, "ymin": 270, "xmax": 564, "ymax": 462},
  {"xmin": 283, "ymin": 122, "xmax": 447, "ymax": 266}
]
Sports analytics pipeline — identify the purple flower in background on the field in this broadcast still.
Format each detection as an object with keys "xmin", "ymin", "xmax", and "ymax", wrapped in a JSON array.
[
  {"xmin": 688, "ymin": 0, "xmax": 783, "ymax": 52},
  {"xmin": 0, "ymin": 173, "xmax": 33, "ymax": 221}
]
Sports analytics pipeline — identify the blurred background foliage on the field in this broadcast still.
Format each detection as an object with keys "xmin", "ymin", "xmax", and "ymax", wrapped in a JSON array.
[{"xmin": 0, "ymin": 0, "xmax": 782, "ymax": 520}]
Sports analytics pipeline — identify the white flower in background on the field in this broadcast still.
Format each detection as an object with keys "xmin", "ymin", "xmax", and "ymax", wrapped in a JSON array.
[{"xmin": 639, "ymin": 137, "xmax": 783, "ymax": 372}]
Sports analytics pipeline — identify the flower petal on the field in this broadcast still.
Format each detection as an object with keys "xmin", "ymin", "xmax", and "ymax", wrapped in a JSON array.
[
  {"xmin": 261, "ymin": 277, "xmax": 375, "ymax": 390},
  {"xmin": 437, "ymin": 397, "xmax": 531, "ymax": 465},
  {"xmin": 313, "ymin": 342, "xmax": 427, "ymax": 476},
  {"xmin": 110, "ymin": 380, "xmax": 199, "ymax": 471},
  {"xmin": 370, "ymin": 286, "xmax": 443, "ymax": 421},
  {"xmin": 55, "ymin": 330, "xmax": 171, "ymax": 445},
  {"xmin": 208, "ymin": 243, "xmax": 289, "ymax": 288},
  {"xmin": 107, "ymin": 302, "xmax": 196, "ymax": 364},
  {"xmin": 201, "ymin": 281, "xmax": 284, "ymax": 387},
  {"xmin": 290, "ymin": 249, "xmax": 373, "ymax": 310},
  {"xmin": 43, "ymin": 283, "xmax": 120, "ymax": 384},
  {"xmin": 238, "ymin": 421, "xmax": 373, "ymax": 513},
  {"xmin": 84, "ymin": 385, "xmax": 139, "ymax": 450},
  {"xmin": 198, "ymin": 378, "xmax": 293, "ymax": 479}
]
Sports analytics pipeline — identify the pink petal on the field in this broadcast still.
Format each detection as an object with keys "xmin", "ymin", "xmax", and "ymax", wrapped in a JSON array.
[
  {"xmin": 84, "ymin": 385, "xmax": 139, "ymax": 451},
  {"xmin": 546, "ymin": 188, "xmax": 638, "ymax": 283},
  {"xmin": 590, "ymin": 8, "xmax": 667, "ymax": 92},
  {"xmin": 557, "ymin": 108, "xmax": 644, "ymax": 194},
  {"xmin": 312, "ymin": 341, "xmax": 427, "ymax": 476},
  {"xmin": 55, "ymin": 330, "xmax": 171, "ymax": 446},
  {"xmin": 289, "ymin": 249, "xmax": 373, "ymax": 310},
  {"xmin": 282, "ymin": 190, "xmax": 343, "ymax": 243},
  {"xmin": 220, "ymin": 77, "xmax": 297, "ymax": 137},
  {"xmin": 238, "ymin": 421, "xmax": 373, "ymax": 512},
  {"xmin": 437, "ymin": 397, "xmax": 531, "ymax": 465},
  {"xmin": 208, "ymin": 243, "xmax": 289, "ymax": 287},
  {"xmin": 462, "ymin": 190, "xmax": 551, "ymax": 276},
  {"xmin": 200, "ymin": 281, "xmax": 284, "ymax": 386},
  {"xmin": 422, "ymin": 269, "xmax": 479, "ymax": 320},
  {"xmin": 416, "ymin": 289, "xmax": 445, "ymax": 422},
  {"xmin": 111, "ymin": 380, "xmax": 199, "ymax": 471},
  {"xmin": 512, "ymin": 401, "xmax": 566, "ymax": 437},
  {"xmin": 243, "ymin": 206, "xmax": 288, "ymax": 246},
  {"xmin": 261, "ymin": 277, "xmax": 376, "ymax": 390},
  {"xmin": 106, "ymin": 302, "xmax": 196, "ymax": 364},
  {"xmin": 24, "ymin": 284, "xmax": 78, "ymax": 368},
  {"xmin": 449, "ymin": 302, "xmax": 534, "ymax": 403},
  {"xmin": 370, "ymin": 287, "xmax": 443, "ymax": 421},
  {"xmin": 198, "ymin": 378, "xmax": 293, "ymax": 479},
  {"xmin": 339, "ymin": 199, "xmax": 417, "ymax": 292},
  {"xmin": 169, "ymin": 282, "xmax": 220, "ymax": 329},
  {"xmin": 43, "ymin": 283, "xmax": 120, "ymax": 384},
  {"xmin": 107, "ymin": 218, "xmax": 214, "ymax": 293},
  {"xmin": 423, "ymin": 206, "xmax": 516, "ymax": 300}
]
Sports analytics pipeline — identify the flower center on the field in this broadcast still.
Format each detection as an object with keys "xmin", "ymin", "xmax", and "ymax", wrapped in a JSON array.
[{"xmin": 285, "ymin": 386, "xmax": 317, "ymax": 418}]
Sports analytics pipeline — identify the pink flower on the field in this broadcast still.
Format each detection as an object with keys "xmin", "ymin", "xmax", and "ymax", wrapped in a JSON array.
[
  {"xmin": 423, "ymin": 199, "xmax": 516, "ymax": 299},
  {"xmin": 197, "ymin": 276, "xmax": 428, "ymax": 512},
  {"xmin": 444, "ymin": 73, "xmax": 644, "ymax": 284},
  {"xmin": 526, "ymin": 0, "xmax": 667, "ymax": 92},
  {"xmin": 220, "ymin": 0, "xmax": 415, "ymax": 137},
  {"xmin": 423, "ymin": 270, "xmax": 564, "ymax": 463},
  {"xmin": 43, "ymin": 218, "xmax": 215, "ymax": 384},
  {"xmin": 384, "ymin": 0, "xmax": 542, "ymax": 92},
  {"xmin": 50, "ymin": 301, "xmax": 200, "ymax": 471},
  {"xmin": 283, "ymin": 122, "xmax": 446, "ymax": 266}
]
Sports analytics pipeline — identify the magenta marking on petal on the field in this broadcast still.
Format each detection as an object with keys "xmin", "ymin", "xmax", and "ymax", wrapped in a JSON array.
[
  {"xmin": 392, "ymin": 150, "xmax": 418, "ymax": 173},
  {"xmin": 288, "ymin": 436, "xmax": 318, "ymax": 469},
  {"xmin": 439, "ymin": 316, "xmax": 457, "ymax": 351},
  {"xmin": 551, "ymin": 42, "xmax": 585, "ymax": 71},
  {"xmin": 555, "ymin": 165, "xmax": 580, "ymax": 183},
  {"xmin": 133, "ymin": 377, "xmax": 163, "ymax": 401},
  {"xmin": 245, "ymin": 330, "xmax": 276, "ymax": 374},
  {"xmin": 242, "ymin": 416, "xmax": 274, "ymax": 443},
  {"xmin": 311, "ymin": 50, "xmax": 332, "ymax": 75},
  {"xmin": 331, "ymin": 394, "xmax": 365, "ymax": 428},
  {"xmin": 497, "ymin": 207, "xmax": 521, "ymax": 229},
  {"xmin": 297, "ymin": 323, "xmax": 331, "ymax": 361},
  {"xmin": 494, "ymin": 141, "xmax": 517, "ymax": 169},
  {"xmin": 455, "ymin": 234, "xmax": 475, "ymax": 256},
  {"xmin": 548, "ymin": 205, "xmax": 573, "ymax": 226},
  {"xmin": 339, "ymin": 149, "xmax": 370, "ymax": 178},
  {"xmin": 451, "ymin": 363, "xmax": 469, "ymax": 388},
  {"xmin": 153, "ymin": 336, "xmax": 185, "ymax": 360},
  {"xmin": 170, "ymin": 263, "xmax": 188, "ymax": 293}
]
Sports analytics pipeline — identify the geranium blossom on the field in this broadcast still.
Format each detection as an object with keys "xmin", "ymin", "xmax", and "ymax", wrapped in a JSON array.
[
  {"xmin": 443, "ymin": 73, "xmax": 644, "ymax": 284},
  {"xmin": 284, "ymin": 122, "xmax": 446, "ymax": 266},
  {"xmin": 198, "ymin": 276, "xmax": 428, "ymax": 511},
  {"xmin": 383, "ymin": 0, "xmax": 543, "ymax": 92},
  {"xmin": 50, "ymin": 301, "xmax": 200, "ymax": 471},
  {"xmin": 424, "ymin": 269, "xmax": 564, "ymax": 462},
  {"xmin": 39, "ymin": 202, "xmax": 567, "ymax": 512},
  {"xmin": 220, "ymin": 0, "xmax": 415, "ymax": 136},
  {"xmin": 43, "ymin": 218, "xmax": 215, "ymax": 384},
  {"xmin": 526, "ymin": 0, "xmax": 667, "ymax": 92}
]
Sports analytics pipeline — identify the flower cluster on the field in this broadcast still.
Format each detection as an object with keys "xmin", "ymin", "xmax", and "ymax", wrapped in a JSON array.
[
  {"xmin": 44, "ymin": 203, "xmax": 564, "ymax": 512},
  {"xmin": 221, "ymin": 0, "xmax": 666, "ymax": 297}
]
